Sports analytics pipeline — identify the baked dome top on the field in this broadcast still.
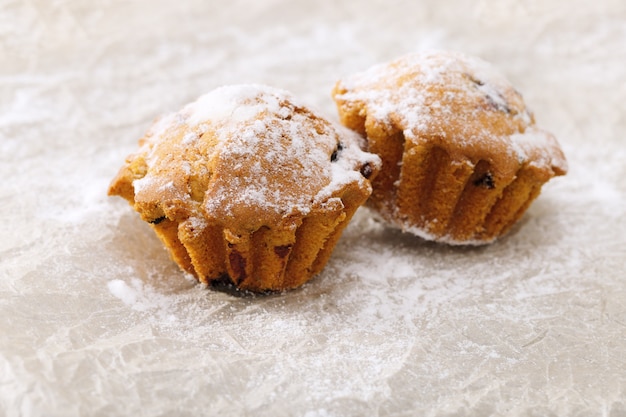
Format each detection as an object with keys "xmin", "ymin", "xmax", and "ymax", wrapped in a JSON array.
[
  {"xmin": 112, "ymin": 84, "xmax": 380, "ymax": 232},
  {"xmin": 332, "ymin": 50, "xmax": 567, "ymax": 176}
]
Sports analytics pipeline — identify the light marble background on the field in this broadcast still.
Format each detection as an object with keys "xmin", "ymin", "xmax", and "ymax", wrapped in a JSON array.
[{"xmin": 1, "ymin": 0, "xmax": 625, "ymax": 416}]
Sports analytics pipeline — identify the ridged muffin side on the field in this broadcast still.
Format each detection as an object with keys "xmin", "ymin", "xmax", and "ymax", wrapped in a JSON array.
[
  {"xmin": 332, "ymin": 51, "xmax": 567, "ymax": 244},
  {"xmin": 109, "ymin": 85, "xmax": 380, "ymax": 292}
]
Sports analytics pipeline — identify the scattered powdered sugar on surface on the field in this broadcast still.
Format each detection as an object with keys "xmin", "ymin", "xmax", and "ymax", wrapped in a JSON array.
[{"xmin": 107, "ymin": 278, "xmax": 176, "ymax": 318}]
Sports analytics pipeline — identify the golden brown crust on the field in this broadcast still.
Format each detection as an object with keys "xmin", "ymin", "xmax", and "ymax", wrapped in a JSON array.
[
  {"xmin": 109, "ymin": 84, "xmax": 380, "ymax": 291},
  {"xmin": 332, "ymin": 51, "xmax": 567, "ymax": 244}
]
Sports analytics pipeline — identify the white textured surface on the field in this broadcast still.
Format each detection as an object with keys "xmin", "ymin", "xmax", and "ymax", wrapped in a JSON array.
[{"xmin": 1, "ymin": 0, "xmax": 626, "ymax": 416}]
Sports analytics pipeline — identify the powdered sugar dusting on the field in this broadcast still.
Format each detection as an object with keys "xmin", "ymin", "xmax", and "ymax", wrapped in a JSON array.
[
  {"xmin": 130, "ymin": 84, "xmax": 379, "ymax": 230},
  {"xmin": 335, "ymin": 50, "xmax": 557, "ymax": 168},
  {"xmin": 184, "ymin": 84, "xmax": 281, "ymax": 126},
  {"xmin": 510, "ymin": 127, "xmax": 568, "ymax": 173}
]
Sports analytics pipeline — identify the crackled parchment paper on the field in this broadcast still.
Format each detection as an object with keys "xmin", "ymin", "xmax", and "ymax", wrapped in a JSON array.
[{"xmin": 1, "ymin": 0, "xmax": 625, "ymax": 416}]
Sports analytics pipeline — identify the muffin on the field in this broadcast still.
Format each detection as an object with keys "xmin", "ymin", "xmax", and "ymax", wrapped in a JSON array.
[
  {"xmin": 109, "ymin": 84, "xmax": 380, "ymax": 292},
  {"xmin": 332, "ymin": 50, "xmax": 567, "ymax": 244}
]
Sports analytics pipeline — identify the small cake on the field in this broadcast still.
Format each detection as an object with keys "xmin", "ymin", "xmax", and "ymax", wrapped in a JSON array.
[
  {"xmin": 332, "ymin": 50, "xmax": 567, "ymax": 244},
  {"xmin": 109, "ymin": 84, "xmax": 380, "ymax": 292}
]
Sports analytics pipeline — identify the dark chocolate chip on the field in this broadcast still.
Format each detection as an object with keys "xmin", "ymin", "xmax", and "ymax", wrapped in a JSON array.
[
  {"xmin": 465, "ymin": 73, "xmax": 511, "ymax": 114},
  {"xmin": 474, "ymin": 172, "xmax": 495, "ymax": 189},
  {"xmin": 360, "ymin": 162, "xmax": 373, "ymax": 179},
  {"xmin": 149, "ymin": 216, "xmax": 166, "ymax": 225},
  {"xmin": 484, "ymin": 93, "xmax": 511, "ymax": 114},
  {"xmin": 274, "ymin": 245, "xmax": 293, "ymax": 258},
  {"xmin": 330, "ymin": 142, "xmax": 344, "ymax": 162},
  {"xmin": 466, "ymin": 73, "xmax": 485, "ymax": 86}
]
